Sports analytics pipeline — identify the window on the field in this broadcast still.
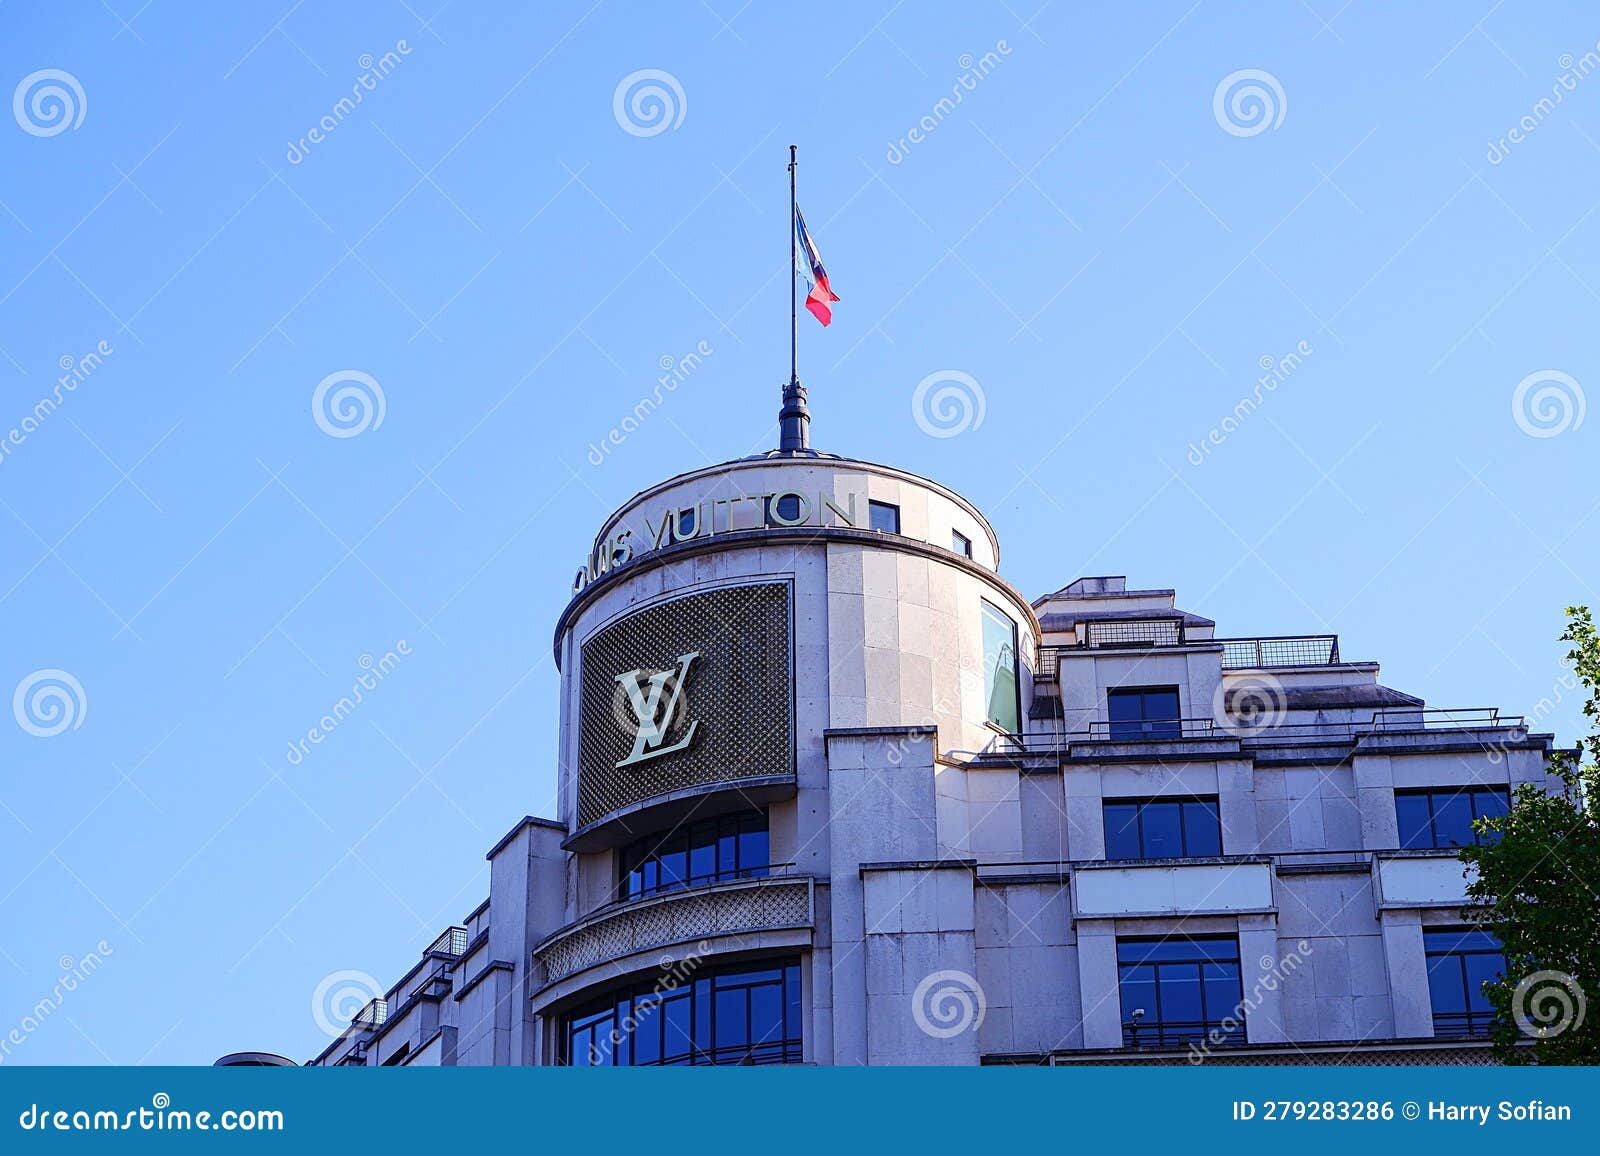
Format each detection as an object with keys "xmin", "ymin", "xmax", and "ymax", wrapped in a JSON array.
[
  {"xmin": 1424, "ymin": 929, "xmax": 1503, "ymax": 1037},
  {"xmin": 951, "ymin": 530, "xmax": 972, "ymax": 558},
  {"xmin": 1395, "ymin": 788, "xmax": 1510, "ymax": 849},
  {"xmin": 1118, "ymin": 937, "xmax": 1243, "ymax": 1047},
  {"xmin": 617, "ymin": 810, "xmax": 769, "ymax": 901},
  {"xmin": 1104, "ymin": 797, "xmax": 1222, "ymax": 859},
  {"xmin": 564, "ymin": 959, "xmax": 803, "ymax": 1066},
  {"xmin": 981, "ymin": 600, "xmax": 1020, "ymax": 733},
  {"xmin": 1107, "ymin": 686, "xmax": 1181, "ymax": 740},
  {"xmin": 867, "ymin": 500, "xmax": 900, "ymax": 534}
]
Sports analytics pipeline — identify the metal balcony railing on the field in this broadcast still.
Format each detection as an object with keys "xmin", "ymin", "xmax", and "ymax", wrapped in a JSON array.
[
  {"xmin": 1084, "ymin": 718, "xmax": 1217, "ymax": 741},
  {"xmin": 426, "ymin": 926, "xmax": 469, "ymax": 958},
  {"xmin": 1217, "ymin": 634, "xmax": 1340, "ymax": 668},
  {"xmin": 352, "ymin": 998, "xmax": 388, "ymax": 1030},
  {"xmin": 1036, "ymin": 630, "xmax": 1342, "ymax": 681},
  {"xmin": 1007, "ymin": 709, "xmax": 1527, "ymax": 754}
]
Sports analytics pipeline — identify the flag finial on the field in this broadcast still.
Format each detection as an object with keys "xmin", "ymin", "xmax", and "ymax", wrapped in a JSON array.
[{"xmin": 779, "ymin": 374, "xmax": 810, "ymax": 452}]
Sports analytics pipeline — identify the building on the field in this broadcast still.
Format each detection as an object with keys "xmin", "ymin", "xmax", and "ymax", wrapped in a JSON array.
[{"xmin": 300, "ymin": 390, "xmax": 1558, "ymax": 1067}]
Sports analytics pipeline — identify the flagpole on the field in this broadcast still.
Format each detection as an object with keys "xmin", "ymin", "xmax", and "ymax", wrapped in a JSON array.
[
  {"xmin": 789, "ymin": 144, "xmax": 797, "ymax": 386},
  {"xmin": 779, "ymin": 144, "xmax": 810, "ymax": 452}
]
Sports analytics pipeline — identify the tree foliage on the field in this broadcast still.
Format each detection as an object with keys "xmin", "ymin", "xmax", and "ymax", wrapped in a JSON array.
[{"xmin": 1461, "ymin": 607, "xmax": 1600, "ymax": 1064}]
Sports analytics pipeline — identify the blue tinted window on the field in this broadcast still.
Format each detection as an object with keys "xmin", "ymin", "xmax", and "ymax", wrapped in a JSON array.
[
  {"xmin": 1103, "ymin": 803, "xmax": 1141, "ymax": 860},
  {"xmin": 1117, "ymin": 937, "xmax": 1243, "ymax": 1047},
  {"xmin": 618, "ymin": 810, "xmax": 770, "ymax": 900},
  {"xmin": 1395, "ymin": 793, "xmax": 1434, "ymax": 849},
  {"xmin": 868, "ymin": 500, "xmax": 900, "ymax": 534},
  {"xmin": 1424, "ymin": 929, "xmax": 1503, "ymax": 1037},
  {"xmin": 564, "ymin": 959, "xmax": 803, "ymax": 1066},
  {"xmin": 1395, "ymin": 789, "xmax": 1510, "ymax": 849},
  {"xmin": 1142, "ymin": 803, "xmax": 1183, "ymax": 857},
  {"xmin": 1107, "ymin": 687, "xmax": 1181, "ymax": 740},
  {"xmin": 1102, "ymin": 798, "xmax": 1223, "ymax": 859},
  {"xmin": 1184, "ymin": 800, "xmax": 1223, "ymax": 856},
  {"xmin": 952, "ymin": 530, "xmax": 972, "ymax": 558}
]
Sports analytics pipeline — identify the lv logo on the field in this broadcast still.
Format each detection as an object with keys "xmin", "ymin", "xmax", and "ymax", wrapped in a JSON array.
[{"xmin": 614, "ymin": 651, "xmax": 700, "ymax": 767}]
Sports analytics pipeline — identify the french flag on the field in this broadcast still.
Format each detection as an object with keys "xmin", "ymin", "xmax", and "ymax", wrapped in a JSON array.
[{"xmin": 794, "ymin": 204, "xmax": 839, "ymax": 326}]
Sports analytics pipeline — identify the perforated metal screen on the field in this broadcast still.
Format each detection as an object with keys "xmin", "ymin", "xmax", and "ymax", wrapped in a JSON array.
[{"xmin": 577, "ymin": 582, "xmax": 794, "ymax": 828}]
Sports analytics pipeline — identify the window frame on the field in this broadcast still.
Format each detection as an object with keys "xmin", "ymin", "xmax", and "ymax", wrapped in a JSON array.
[
  {"xmin": 1107, "ymin": 685, "xmax": 1182, "ymax": 741},
  {"xmin": 616, "ymin": 810, "xmax": 770, "ymax": 902},
  {"xmin": 951, "ymin": 529, "xmax": 973, "ymax": 558},
  {"xmin": 1117, "ymin": 936, "xmax": 1244, "ymax": 1048},
  {"xmin": 1423, "ymin": 928, "xmax": 1504, "ymax": 1038},
  {"xmin": 866, "ymin": 500, "xmax": 900, "ymax": 534},
  {"xmin": 1395, "ymin": 787, "xmax": 1510, "ymax": 849},
  {"xmin": 1102, "ymin": 796, "xmax": 1223, "ymax": 860},
  {"xmin": 562, "ymin": 959, "xmax": 804, "ymax": 1066},
  {"xmin": 980, "ymin": 599, "xmax": 1021, "ymax": 734}
]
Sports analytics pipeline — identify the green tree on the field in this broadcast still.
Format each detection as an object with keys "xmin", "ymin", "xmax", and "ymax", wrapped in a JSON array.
[{"xmin": 1461, "ymin": 606, "xmax": 1600, "ymax": 1064}]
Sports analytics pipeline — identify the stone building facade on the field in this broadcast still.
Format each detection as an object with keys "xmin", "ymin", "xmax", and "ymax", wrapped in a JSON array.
[{"xmin": 299, "ymin": 447, "xmax": 1556, "ymax": 1067}]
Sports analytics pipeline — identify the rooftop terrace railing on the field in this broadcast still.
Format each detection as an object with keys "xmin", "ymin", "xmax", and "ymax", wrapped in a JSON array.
[
  {"xmin": 352, "ymin": 998, "xmax": 388, "ymax": 1030},
  {"xmin": 426, "ymin": 926, "xmax": 469, "ymax": 959},
  {"xmin": 999, "ymin": 708, "xmax": 1527, "ymax": 755},
  {"xmin": 1217, "ymin": 634, "xmax": 1340, "ymax": 668},
  {"xmin": 1037, "ymin": 631, "xmax": 1342, "ymax": 679}
]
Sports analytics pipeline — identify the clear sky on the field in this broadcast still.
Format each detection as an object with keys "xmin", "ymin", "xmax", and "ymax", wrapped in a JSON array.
[{"xmin": 1, "ymin": 1, "xmax": 1594, "ymax": 1066}]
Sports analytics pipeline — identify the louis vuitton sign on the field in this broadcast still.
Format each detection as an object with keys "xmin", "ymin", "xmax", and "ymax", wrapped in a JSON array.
[
  {"xmin": 576, "ymin": 583, "xmax": 794, "ymax": 829},
  {"xmin": 574, "ymin": 490, "xmax": 860, "ymax": 594}
]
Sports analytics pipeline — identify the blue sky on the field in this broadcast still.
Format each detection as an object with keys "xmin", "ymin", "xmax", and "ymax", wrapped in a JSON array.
[{"xmin": 0, "ymin": 1, "xmax": 1594, "ymax": 1065}]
